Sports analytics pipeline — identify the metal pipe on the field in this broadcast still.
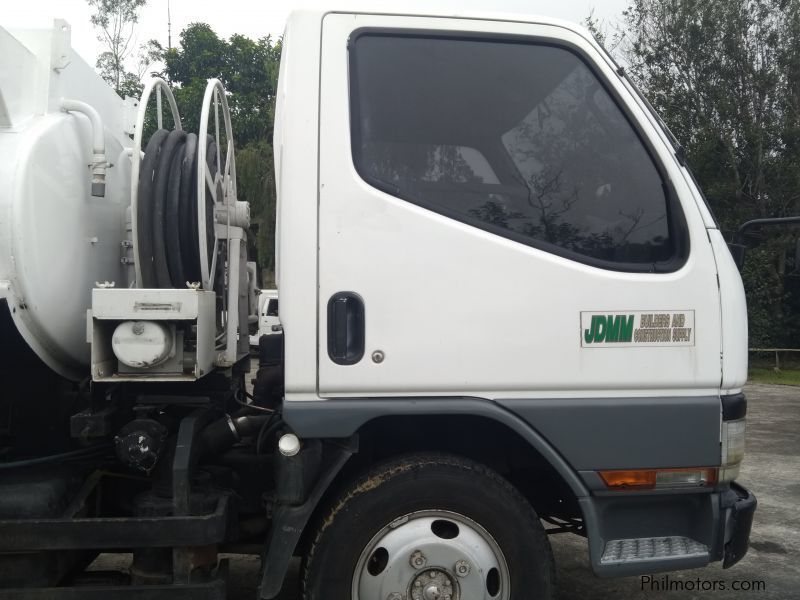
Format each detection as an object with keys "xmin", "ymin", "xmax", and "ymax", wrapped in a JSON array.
[
  {"xmin": 734, "ymin": 216, "xmax": 800, "ymax": 244},
  {"xmin": 60, "ymin": 97, "xmax": 107, "ymax": 197},
  {"xmin": 225, "ymin": 236, "xmax": 242, "ymax": 364}
]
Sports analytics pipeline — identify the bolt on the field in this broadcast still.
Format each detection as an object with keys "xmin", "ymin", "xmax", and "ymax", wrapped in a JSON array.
[
  {"xmin": 372, "ymin": 350, "xmax": 385, "ymax": 364},
  {"xmin": 409, "ymin": 550, "xmax": 427, "ymax": 569},
  {"xmin": 415, "ymin": 580, "xmax": 422, "ymax": 587},
  {"xmin": 132, "ymin": 322, "xmax": 145, "ymax": 335},
  {"xmin": 455, "ymin": 559, "xmax": 470, "ymax": 577}
]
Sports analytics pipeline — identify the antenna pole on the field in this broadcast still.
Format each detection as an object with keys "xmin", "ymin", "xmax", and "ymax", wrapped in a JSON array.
[{"xmin": 167, "ymin": 0, "xmax": 172, "ymax": 50}]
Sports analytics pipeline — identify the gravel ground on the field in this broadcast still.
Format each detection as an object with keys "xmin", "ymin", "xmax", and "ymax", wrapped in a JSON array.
[{"xmin": 93, "ymin": 383, "xmax": 799, "ymax": 599}]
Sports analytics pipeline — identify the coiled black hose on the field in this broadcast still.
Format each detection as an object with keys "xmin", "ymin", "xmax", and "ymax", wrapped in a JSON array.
[{"xmin": 137, "ymin": 129, "xmax": 218, "ymax": 288}]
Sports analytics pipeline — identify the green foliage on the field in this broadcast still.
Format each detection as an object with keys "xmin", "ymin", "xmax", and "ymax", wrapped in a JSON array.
[
  {"xmin": 748, "ymin": 367, "xmax": 800, "ymax": 385},
  {"xmin": 237, "ymin": 141, "xmax": 277, "ymax": 280},
  {"xmin": 163, "ymin": 24, "xmax": 281, "ymax": 148},
  {"xmin": 621, "ymin": 0, "xmax": 796, "ymax": 224},
  {"xmin": 161, "ymin": 24, "xmax": 282, "ymax": 282},
  {"xmin": 743, "ymin": 245, "xmax": 786, "ymax": 347}
]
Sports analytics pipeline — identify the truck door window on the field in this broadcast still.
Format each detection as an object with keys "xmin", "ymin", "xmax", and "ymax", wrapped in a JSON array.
[{"xmin": 349, "ymin": 33, "xmax": 687, "ymax": 271}]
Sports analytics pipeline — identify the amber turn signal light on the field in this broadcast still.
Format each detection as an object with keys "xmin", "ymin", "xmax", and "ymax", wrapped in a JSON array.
[{"xmin": 599, "ymin": 467, "xmax": 718, "ymax": 490}]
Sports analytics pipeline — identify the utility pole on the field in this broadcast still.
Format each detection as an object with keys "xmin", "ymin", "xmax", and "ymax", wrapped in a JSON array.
[{"xmin": 167, "ymin": 0, "xmax": 172, "ymax": 50}]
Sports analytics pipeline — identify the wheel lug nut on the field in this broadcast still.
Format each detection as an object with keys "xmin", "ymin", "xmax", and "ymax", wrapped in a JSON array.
[
  {"xmin": 455, "ymin": 559, "xmax": 470, "ymax": 577},
  {"xmin": 409, "ymin": 549, "xmax": 427, "ymax": 569}
]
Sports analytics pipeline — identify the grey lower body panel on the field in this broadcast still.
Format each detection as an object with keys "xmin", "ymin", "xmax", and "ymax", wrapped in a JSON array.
[
  {"xmin": 495, "ymin": 395, "xmax": 722, "ymax": 470},
  {"xmin": 283, "ymin": 393, "xmax": 745, "ymax": 578},
  {"xmin": 282, "ymin": 395, "xmax": 591, "ymax": 497},
  {"xmin": 286, "ymin": 393, "xmax": 722, "ymax": 472}
]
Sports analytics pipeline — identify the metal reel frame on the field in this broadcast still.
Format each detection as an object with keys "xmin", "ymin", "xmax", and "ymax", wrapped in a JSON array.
[
  {"xmin": 197, "ymin": 79, "xmax": 247, "ymax": 365},
  {"xmin": 130, "ymin": 78, "xmax": 182, "ymax": 289},
  {"xmin": 197, "ymin": 79, "xmax": 238, "ymax": 293}
]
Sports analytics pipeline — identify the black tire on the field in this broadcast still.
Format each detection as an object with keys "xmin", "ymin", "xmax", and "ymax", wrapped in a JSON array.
[{"xmin": 302, "ymin": 453, "xmax": 555, "ymax": 600}]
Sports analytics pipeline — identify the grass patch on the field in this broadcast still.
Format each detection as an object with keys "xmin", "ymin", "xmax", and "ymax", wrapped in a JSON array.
[{"xmin": 748, "ymin": 368, "xmax": 800, "ymax": 386}]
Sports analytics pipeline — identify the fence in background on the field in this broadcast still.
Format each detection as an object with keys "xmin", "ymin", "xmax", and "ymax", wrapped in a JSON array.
[{"xmin": 749, "ymin": 348, "xmax": 800, "ymax": 371}]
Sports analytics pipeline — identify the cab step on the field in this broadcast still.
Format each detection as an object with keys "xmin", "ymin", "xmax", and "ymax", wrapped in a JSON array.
[{"xmin": 600, "ymin": 536, "xmax": 709, "ymax": 565}]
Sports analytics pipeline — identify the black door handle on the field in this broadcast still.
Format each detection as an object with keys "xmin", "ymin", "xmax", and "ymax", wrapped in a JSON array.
[{"xmin": 327, "ymin": 292, "xmax": 365, "ymax": 365}]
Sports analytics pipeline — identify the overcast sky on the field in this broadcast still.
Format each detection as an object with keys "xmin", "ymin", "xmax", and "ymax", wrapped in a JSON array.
[{"xmin": 5, "ymin": 0, "xmax": 628, "ymax": 68}]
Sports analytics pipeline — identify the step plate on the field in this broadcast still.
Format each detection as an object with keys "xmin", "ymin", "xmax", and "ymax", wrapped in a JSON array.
[{"xmin": 601, "ymin": 536, "xmax": 709, "ymax": 565}]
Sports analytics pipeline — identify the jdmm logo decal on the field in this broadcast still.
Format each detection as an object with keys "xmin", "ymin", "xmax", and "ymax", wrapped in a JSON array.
[{"xmin": 580, "ymin": 311, "xmax": 695, "ymax": 347}]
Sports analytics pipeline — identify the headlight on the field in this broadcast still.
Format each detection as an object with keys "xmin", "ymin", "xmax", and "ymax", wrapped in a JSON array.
[{"xmin": 719, "ymin": 418, "xmax": 746, "ymax": 482}]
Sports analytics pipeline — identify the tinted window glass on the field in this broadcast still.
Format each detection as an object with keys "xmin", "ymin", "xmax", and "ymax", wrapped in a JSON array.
[{"xmin": 350, "ymin": 34, "xmax": 681, "ymax": 268}]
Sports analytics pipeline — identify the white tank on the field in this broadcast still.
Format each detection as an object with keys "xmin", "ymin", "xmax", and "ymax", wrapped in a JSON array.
[{"xmin": 0, "ymin": 21, "xmax": 132, "ymax": 380}]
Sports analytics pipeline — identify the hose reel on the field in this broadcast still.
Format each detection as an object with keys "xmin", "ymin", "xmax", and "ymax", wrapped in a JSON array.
[
  {"xmin": 131, "ymin": 78, "xmax": 246, "ymax": 291},
  {"xmin": 128, "ymin": 78, "xmax": 251, "ymax": 364},
  {"xmin": 136, "ymin": 129, "xmax": 218, "ymax": 288}
]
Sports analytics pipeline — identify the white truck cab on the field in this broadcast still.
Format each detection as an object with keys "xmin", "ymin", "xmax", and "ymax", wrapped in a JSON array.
[{"xmin": 274, "ymin": 9, "xmax": 754, "ymax": 598}]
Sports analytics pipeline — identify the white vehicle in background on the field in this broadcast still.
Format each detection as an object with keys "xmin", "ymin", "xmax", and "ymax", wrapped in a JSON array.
[{"xmin": 251, "ymin": 289, "xmax": 280, "ymax": 346}]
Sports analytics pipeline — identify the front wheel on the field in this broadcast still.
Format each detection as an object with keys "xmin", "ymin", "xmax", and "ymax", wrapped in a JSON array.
[{"xmin": 302, "ymin": 453, "xmax": 555, "ymax": 600}]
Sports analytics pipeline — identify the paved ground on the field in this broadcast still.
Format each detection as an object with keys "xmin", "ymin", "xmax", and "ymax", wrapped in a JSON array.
[{"xmin": 96, "ymin": 383, "xmax": 800, "ymax": 598}]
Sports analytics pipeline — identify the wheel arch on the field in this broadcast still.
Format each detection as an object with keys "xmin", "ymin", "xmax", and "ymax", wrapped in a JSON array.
[
  {"xmin": 282, "ymin": 396, "xmax": 589, "ymax": 501},
  {"xmin": 284, "ymin": 397, "xmax": 590, "ymax": 562},
  {"xmin": 256, "ymin": 398, "xmax": 590, "ymax": 598}
]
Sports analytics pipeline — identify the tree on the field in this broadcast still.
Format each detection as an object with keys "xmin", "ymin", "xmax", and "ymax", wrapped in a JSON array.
[
  {"xmin": 593, "ymin": 0, "xmax": 800, "ymax": 347},
  {"xmin": 163, "ymin": 24, "xmax": 281, "ymax": 146},
  {"xmin": 237, "ymin": 141, "xmax": 277, "ymax": 280},
  {"xmin": 87, "ymin": 0, "xmax": 147, "ymax": 96}
]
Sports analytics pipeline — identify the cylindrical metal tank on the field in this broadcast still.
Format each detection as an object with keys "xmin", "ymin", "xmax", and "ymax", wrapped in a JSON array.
[{"xmin": 0, "ymin": 21, "xmax": 132, "ymax": 380}]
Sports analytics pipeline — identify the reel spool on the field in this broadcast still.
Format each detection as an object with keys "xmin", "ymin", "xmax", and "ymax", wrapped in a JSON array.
[
  {"xmin": 131, "ymin": 79, "xmax": 223, "ymax": 290},
  {"xmin": 130, "ymin": 78, "xmax": 183, "ymax": 289}
]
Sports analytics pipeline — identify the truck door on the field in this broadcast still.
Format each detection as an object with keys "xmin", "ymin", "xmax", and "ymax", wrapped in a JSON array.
[{"xmin": 317, "ymin": 14, "xmax": 721, "ymax": 399}]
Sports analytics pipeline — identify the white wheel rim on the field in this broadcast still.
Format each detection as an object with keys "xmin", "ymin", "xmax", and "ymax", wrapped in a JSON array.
[{"xmin": 352, "ymin": 510, "xmax": 511, "ymax": 600}]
